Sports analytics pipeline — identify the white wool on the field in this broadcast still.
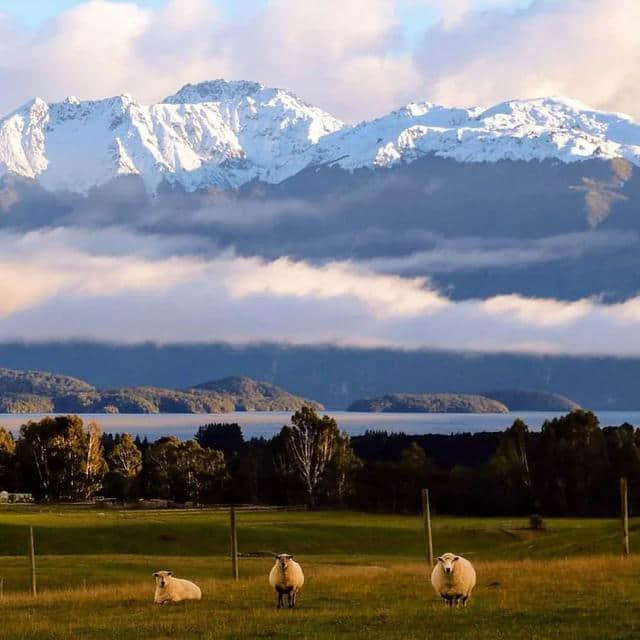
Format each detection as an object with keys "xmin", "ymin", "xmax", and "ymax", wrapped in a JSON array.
[
  {"xmin": 269, "ymin": 557, "xmax": 305, "ymax": 591},
  {"xmin": 431, "ymin": 553, "xmax": 476, "ymax": 605},
  {"xmin": 153, "ymin": 571, "xmax": 202, "ymax": 604}
]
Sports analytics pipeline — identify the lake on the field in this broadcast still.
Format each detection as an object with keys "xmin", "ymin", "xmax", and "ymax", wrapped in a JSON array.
[{"xmin": 2, "ymin": 410, "xmax": 639, "ymax": 440}]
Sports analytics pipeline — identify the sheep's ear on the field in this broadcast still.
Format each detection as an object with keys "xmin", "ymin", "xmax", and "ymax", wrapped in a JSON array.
[
  {"xmin": 290, "ymin": 555, "xmax": 294, "ymax": 560},
  {"xmin": 152, "ymin": 572, "xmax": 159, "ymax": 578},
  {"xmin": 437, "ymin": 557, "xmax": 443, "ymax": 563},
  {"xmin": 453, "ymin": 556, "xmax": 460, "ymax": 562},
  {"xmin": 167, "ymin": 571, "xmax": 173, "ymax": 576}
]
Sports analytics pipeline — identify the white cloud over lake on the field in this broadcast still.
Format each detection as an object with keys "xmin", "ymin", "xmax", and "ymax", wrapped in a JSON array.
[{"xmin": 3, "ymin": 226, "xmax": 640, "ymax": 355}]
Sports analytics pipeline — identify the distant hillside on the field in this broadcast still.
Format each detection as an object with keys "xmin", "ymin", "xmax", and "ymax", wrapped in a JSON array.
[
  {"xmin": 193, "ymin": 376, "xmax": 322, "ymax": 411},
  {"xmin": 0, "ymin": 368, "xmax": 93, "ymax": 395},
  {"xmin": 0, "ymin": 369, "xmax": 322, "ymax": 414},
  {"xmin": 4, "ymin": 342, "xmax": 640, "ymax": 410},
  {"xmin": 483, "ymin": 389, "xmax": 581, "ymax": 411},
  {"xmin": 348, "ymin": 393, "xmax": 508, "ymax": 414}
]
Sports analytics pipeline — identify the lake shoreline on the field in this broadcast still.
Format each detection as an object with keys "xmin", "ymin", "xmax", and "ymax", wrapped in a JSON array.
[{"xmin": 1, "ymin": 410, "xmax": 638, "ymax": 441}]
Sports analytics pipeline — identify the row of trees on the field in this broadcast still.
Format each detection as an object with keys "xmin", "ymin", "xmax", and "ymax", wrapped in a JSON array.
[{"xmin": 2, "ymin": 409, "xmax": 640, "ymax": 516}]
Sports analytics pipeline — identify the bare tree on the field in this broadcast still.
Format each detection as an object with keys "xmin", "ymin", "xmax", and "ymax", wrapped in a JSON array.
[{"xmin": 280, "ymin": 407, "xmax": 340, "ymax": 507}]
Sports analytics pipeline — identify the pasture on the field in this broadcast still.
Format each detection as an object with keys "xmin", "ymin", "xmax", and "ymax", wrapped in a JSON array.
[{"xmin": 0, "ymin": 507, "xmax": 639, "ymax": 639}]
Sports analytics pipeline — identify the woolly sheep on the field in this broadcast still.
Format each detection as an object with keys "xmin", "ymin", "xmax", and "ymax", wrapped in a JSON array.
[
  {"xmin": 430, "ymin": 553, "xmax": 476, "ymax": 607},
  {"xmin": 269, "ymin": 554, "xmax": 305, "ymax": 609},
  {"xmin": 153, "ymin": 571, "xmax": 202, "ymax": 604}
]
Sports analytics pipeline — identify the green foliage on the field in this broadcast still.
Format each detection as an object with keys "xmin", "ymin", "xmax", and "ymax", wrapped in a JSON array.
[
  {"xmin": 195, "ymin": 423, "xmax": 245, "ymax": 456},
  {"xmin": 0, "ymin": 426, "xmax": 16, "ymax": 488},
  {"xmin": 15, "ymin": 416, "xmax": 107, "ymax": 501},
  {"xmin": 144, "ymin": 437, "xmax": 227, "ymax": 503},
  {"xmin": 280, "ymin": 407, "xmax": 345, "ymax": 506},
  {"xmin": 5, "ymin": 409, "xmax": 640, "ymax": 516},
  {"xmin": 107, "ymin": 434, "xmax": 142, "ymax": 479},
  {"xmin": 536, "ymin": 410, "xmax": 609, "ymax": 514}
]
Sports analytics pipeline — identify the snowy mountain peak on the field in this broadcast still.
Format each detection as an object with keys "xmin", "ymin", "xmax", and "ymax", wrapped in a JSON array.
[
  {"xmin": 164, "ymin": 79, "xmax": 266, "ymax": 104},
  {"xmin": 2, "ymin": 82, "xmax": 640, "ymax": 194}
]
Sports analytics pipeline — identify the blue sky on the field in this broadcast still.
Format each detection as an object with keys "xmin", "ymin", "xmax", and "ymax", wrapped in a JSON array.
[{"xmin": 0, "ymin": 0, "xmax": 532, "ymax": 39}]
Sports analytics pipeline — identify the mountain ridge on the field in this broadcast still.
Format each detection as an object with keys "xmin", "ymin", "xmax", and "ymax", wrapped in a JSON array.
[{"xmin": 3, "ymin": 80, "xmax": 640, "ymax": 195}]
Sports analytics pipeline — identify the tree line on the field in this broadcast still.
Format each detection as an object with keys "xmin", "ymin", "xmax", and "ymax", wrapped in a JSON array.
[{"xmin": 1, "ymin": 408, "xmax": 639, "ymax": 516}]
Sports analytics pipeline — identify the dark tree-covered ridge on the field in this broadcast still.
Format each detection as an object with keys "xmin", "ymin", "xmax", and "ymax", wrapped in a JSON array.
[{"xmin": 0, "ymin": 369, "xmax": 323, "ymax": 414}]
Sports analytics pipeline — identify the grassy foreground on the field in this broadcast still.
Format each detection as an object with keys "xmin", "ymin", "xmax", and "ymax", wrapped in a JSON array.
[{"xmin": 0, "ymin": 507, "xmax": 639, "ymax": 639}]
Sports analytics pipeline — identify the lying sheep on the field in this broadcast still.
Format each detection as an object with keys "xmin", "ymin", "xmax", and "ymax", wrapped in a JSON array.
[
  {"xmin": 153, "ymin": 571, "xmax": 202, "ymax": 604},
  {"xmin": 269, "ymin": 553, "xmax": 304, "ymax": 609},
  {"xmin": 430, "ymin": 553, "xmax": 476, "ymax": 607}
]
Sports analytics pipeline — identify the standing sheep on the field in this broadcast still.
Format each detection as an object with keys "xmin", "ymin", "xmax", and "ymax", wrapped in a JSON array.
[
  {"xmin": 430, "ymin": 553, "xmax": 476, "ymax": 607},
  {"xmin": 269, "ymin": 554, "xmax": 304, "ymax": 609},
  {"xmin": 153, "ymin": 571, "xmax": 202, "ymax": 604}
]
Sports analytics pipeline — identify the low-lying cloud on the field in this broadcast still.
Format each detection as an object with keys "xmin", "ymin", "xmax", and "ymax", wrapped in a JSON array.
[
  {"xmin": 367, "ymin": 232, "xmax": 638, "ymax": 273},
  {"xmin": 3, "ymin": 226, "xmax": 640, "ymax": 355}
]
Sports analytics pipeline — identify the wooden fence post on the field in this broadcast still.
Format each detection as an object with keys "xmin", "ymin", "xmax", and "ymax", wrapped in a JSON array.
[
  {"xmin": 421, "ymin": 489, "xmax": 434, "ymax": 566},
  {"xmin": 29, "ymin": 526, "xmax": 37, "ymax": 596},
  {"xmin": 230, "ymin": 507, "xmax": 239, "ymax": 580},
  {"xmin": 621, "ymin": 477, "xmax": 630, "ymax": 556}
]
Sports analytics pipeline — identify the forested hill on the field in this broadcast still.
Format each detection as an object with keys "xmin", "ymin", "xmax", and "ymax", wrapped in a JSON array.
[
  {"xmin": 0, "ymin": 369, "xmax": 322, "ymax": 414},
  {"xmin": 348, "ymin": 393, "xmax": 508, "ymax": 413}
]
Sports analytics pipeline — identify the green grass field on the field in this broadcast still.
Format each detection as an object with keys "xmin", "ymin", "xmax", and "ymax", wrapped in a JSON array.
[{"xmin": 1, "ymin": 506, "xmax": 639, "ymax": 639}]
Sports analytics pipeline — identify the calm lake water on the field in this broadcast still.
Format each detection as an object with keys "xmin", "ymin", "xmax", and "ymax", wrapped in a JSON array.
[{"xmin": 2, "ymin": 411, "xmax": 640, "ymax": 440}]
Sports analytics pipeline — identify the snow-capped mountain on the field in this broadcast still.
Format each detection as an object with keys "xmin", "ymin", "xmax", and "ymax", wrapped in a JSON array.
[
  {"xmin": 0, "ymin": 80, "xmax": 343, "ymax": 193},
  {"xmin": 2, "ymin": 81, "xmax": 640, "ymax": 194},
  {"xmin": 312, "ymin": 97, "xmax": 640, "ymax": 171}
]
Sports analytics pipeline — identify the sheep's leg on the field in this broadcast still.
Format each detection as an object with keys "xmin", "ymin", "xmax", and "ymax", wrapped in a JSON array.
[
  {"xmin": 289, "ymin": 590, "xmax": 296, "ymax": 608},
  {"xmin": 461, "ymin": 596, "xmax": 469, "ymax": 607},
  {"xmin": 276, "ymin": 590, "xmax": 284, "ymax": 609}
]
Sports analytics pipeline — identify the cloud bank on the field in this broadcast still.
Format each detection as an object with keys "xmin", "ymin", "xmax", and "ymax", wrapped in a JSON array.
[
  {"xmin": 2, "ymin": 227, "xmax": 640, "ymax": 355},
  {"xmin": 1, "ymin": 0, "xmax": 640, "ymax": 122}
]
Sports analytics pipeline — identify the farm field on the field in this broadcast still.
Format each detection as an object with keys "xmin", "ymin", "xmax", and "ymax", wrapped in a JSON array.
[{"xmin": 0, "ymin": 507, "xmax": 639, "ymax": 639}]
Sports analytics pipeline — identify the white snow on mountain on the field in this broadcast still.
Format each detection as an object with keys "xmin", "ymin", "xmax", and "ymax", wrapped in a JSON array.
[
  {"xmin": 2, "ymin": 82, "xmax": 640, "ymax": 194},
  {"xmin": 312, "ymin": 97, "xmax": 640, "ymax": 170},
  {"xmin": 0, "ymin": 80, "xmax": 343, "ymax": 193}
]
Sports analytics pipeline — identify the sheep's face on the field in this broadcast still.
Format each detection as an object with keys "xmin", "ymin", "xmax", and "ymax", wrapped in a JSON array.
[
  {"xmin": 437, "ymin": 554, "xmax": 460, "ymax": 575},
  {"xmin": 153, "ymin": 571, "xmax": 173, "ymax": 588},
  {"xmin": 275, "ymin": 554, "xmax": 294, "ymax": 570}
]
